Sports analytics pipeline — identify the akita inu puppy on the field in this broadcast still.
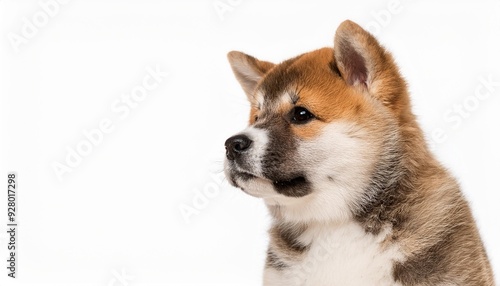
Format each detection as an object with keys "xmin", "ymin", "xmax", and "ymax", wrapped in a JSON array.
[{"xmin": 224, "ymin": 20, "xmax": 494, "ymax": 285}]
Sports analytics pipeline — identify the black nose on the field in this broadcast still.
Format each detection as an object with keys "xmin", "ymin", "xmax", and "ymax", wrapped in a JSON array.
[{"xmin": 225, "ymin": 134, "xmax": 252, "ymax": 160}]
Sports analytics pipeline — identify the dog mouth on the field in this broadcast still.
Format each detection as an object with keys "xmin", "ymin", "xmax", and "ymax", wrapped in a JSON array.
[
  {"xmin": 272, "ymin": 176, "xmax": 307, "ymax": 189},
  {"xmin": 232, "ymin": 169, "xmax": 305, "ymax": 187},
  {"xmin": 271, "ymin": 175, "xmax": 310, "ymax": 197},
  {"xmin": 228, "ymin": 167, "xmax": 309, "ymax": 197}
]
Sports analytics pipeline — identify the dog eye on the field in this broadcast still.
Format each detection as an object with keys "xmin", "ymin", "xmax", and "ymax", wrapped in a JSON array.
[{"xmin": 291, "ymin": 107, "xmax": 315, "ymax": 124}]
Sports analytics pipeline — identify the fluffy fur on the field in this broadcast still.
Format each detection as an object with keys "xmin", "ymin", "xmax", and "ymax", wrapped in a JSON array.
[{"xmin": 224, "ymin": 20, "xmax": 494, "ymax": 285}]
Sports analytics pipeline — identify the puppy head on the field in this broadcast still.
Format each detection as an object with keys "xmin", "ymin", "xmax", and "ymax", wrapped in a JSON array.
[{"xmin": 224, "ymin": 20, "xmax": 409, "ymax": 222}]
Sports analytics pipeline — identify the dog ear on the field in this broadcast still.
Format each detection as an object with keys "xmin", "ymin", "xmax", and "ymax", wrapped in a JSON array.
[
  {"xmin": 227, "ymin": 51, "xmax": 275, "ymax": 103},
  {"xmin": 333, "ymin": 20, "xmax": 407, "ymax": 108}
]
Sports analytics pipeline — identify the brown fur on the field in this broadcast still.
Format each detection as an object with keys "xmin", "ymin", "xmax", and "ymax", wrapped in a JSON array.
[
  {"xmin": 227, "ymin": 20, "xmax": 494, "ymax": 285},
  {"xmin": 334, "ymin": 21, "xmax": 494, "ymax": 285}
]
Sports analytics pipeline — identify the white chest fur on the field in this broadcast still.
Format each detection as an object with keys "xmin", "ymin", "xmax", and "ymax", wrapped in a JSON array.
[{"xmin": 264, "ymin": 221, "xmax": 404, "ymax": 286}]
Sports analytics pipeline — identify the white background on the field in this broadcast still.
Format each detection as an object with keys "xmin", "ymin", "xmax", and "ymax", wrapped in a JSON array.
[{"xmin": 1, "ymin": 0, "xmax": 499, "ymax": 285}]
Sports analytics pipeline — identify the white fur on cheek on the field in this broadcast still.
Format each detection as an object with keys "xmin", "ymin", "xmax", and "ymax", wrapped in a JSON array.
[{"xmin": 270, "ymin": 122, "xmax": 381, "ymax": 223}]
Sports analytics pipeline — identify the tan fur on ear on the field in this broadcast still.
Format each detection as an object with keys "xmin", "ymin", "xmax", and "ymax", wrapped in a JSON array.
[
  {"xmin": 227, "ymin": 51, "xmax": 275, "ymax": 104},
  {"xmin": 334, "ymin": 20, "xmax": 409, "ymax": 115}
]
